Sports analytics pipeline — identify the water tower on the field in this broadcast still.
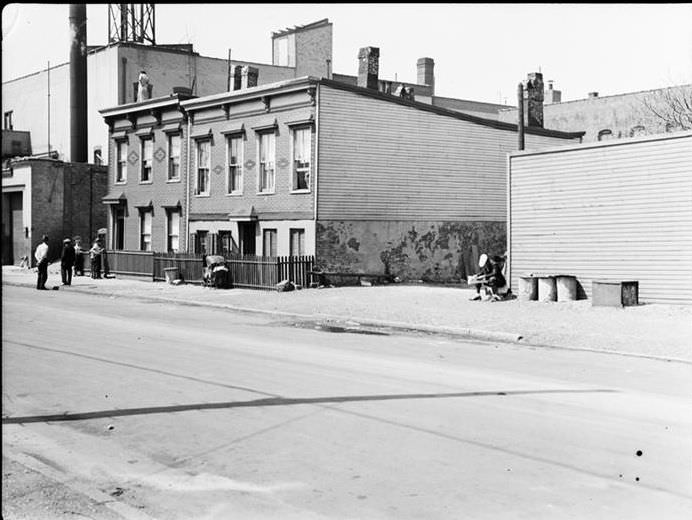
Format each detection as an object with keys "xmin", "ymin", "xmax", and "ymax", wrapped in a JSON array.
[{"xmin": 108, "ymin": 3, "xmax": 155, "ymax": 44}]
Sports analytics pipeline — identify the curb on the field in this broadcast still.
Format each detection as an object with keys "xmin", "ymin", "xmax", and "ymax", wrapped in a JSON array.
[{"xmin": 4, "ymin": 279, "xmax": 690, "ymax": 364}]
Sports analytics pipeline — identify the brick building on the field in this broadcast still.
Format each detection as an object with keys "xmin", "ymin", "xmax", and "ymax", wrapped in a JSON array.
[
  {"xmin": 498, "ymin": 76, "xmax": 692, "ymax": 142},
  {"xmin": 100, "ymin": 50, "xmax": 582, "ymax": 282},
  {"xmin": 1, "ymin": 158, "xmax": 108, "ymax": 265}
]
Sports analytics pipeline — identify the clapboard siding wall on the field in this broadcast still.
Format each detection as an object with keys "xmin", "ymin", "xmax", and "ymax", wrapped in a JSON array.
[
  {"xmin": 508, "ymin": 132, "xmax": 692, "ymax": 304},
  {"xmin": 317, "ymin": 85, "xmax": 579, "ymax": 221}
]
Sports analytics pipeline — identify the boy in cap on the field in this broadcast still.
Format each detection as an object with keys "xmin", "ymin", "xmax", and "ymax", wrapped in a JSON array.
[{"xmin": 61, "ymin": 238, "xmax": 76, "ymax": 285}]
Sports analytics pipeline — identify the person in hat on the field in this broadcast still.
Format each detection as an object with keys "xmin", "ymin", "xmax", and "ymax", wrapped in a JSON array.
[
  {"xmin": 34, "ymin": 235, "xmax": 50, "ymax": 290},
  {"xmin": 60, "ymin": 238, "xmax": 76, "ymax": 286},
  {"xmin": 89, "ymin": 238, "xmax": 104, "ymax": 279},
  {"xmin": 470, "ymin": 253, "xmax": 507, "ymax": 301},
  {"xmin": 73, "ymin": 236, "xmax": 85, "ymax": 276}
]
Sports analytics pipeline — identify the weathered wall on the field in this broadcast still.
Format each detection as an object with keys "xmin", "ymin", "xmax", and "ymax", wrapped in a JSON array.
[
  {"xmin": 497, "ymin": 85, "xmax": 692, "ymax": 142},
  {"xmin": 63, "ymin": 163, "xmax": 109, "ymax": 246},
  {"xmin": 315, "ymin": 220, "xmax": 505, "ymax": 282},
  {"xmin": 30, "ymin": 161, "xmax": 65, "ymax": 262},
  {"xmin": 294, "ymin": 22, "xmax": 332, "ymax": 78}
]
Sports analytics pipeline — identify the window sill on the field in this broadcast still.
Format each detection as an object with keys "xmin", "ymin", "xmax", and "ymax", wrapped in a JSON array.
[
  {"xmin": 226, "ymin": 192, "xmax": 244, "ymax": 197},
  {"xmin": 257, "ymin": 191, "xmax": 276, "ymax": 196},
  {"xmin": 194, "ymin": 193, "xmax": 211, "ymax": 198},
  {"xmin": 290, "ymin": 189, "xmax": 311, "ymax": 194},
  {"xmin": 166, "ymin": 178, "xmax": 181, "ymax": 183},
  {"xmin": 139, "ymin": 181, "xmax": 153, "ymax": 185},
  {"xmin": 114, "ymin": 180, "xmax": 127, "ymax": 185}
]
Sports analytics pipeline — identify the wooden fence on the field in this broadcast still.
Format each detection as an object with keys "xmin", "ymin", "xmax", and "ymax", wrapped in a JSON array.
[
  {"xmin": 153, "ymin": 252, "xmax": 204, "ymax": 283},
  {"xmin": 95, "ymin": 250, "xmax": 314, "ymax": 290}
]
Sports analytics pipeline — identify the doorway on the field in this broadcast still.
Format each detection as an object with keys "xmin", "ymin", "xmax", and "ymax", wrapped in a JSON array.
[{"xmin": 238, "ymin": 221, "xmax": 256, "ymax": 256}]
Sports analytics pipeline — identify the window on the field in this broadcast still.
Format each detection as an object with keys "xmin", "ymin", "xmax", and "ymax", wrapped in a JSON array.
[
  {"xmin": 4, "ymin": 111, "xmax": 13, "ymax": 130},
  {"xmin": 140, "ymin": 210, "xmax": 152, "ymax": 251},
  {"xmin": 227, "ymin": 135, "xmax": 243, "ymax": 194},
  {"xmin": 116, "ymin": 141, "xmax": 127, "ymax": 182},
  {"xmin": 196, "ymin": 231, "xmax": 208, "ymax": 255},
  {"xmin": 218, "ymin": 231, "xmax": 236, "ymax": 256},
  {"xmin": 276, "ymin": 37, "xmax": 289, "ymax": 66},
  {"xmin": 263, "ymin": 228, "xmax": 277, "ymax": 257},
  {"xmin": 258, "ymin": 132, "xmax": 275, "ymax": 193},
  {"xmin": 597, "ymin": 129, "xmax": 613, "ymax": 141},
  {"xmin": 292, "ymin": 127, "xmax": 311, "ymax": 191},
  {"xmin": 290, "ymin": 228, "xmax": 305, "ymax": 256},
  {"xmin": 140, "ymin": 138, "xmax": 153, "ymax": 182},
  {"xmin": 167, "ymin": 210, "xmax": 180, "ymax": 252},
  {"xmin": 168, "ymin": 134, "xmax": 181, "ymax": 181},
  {"xmin": 196, "ymin": 140, "xmax": 211, "ymax": 195}
]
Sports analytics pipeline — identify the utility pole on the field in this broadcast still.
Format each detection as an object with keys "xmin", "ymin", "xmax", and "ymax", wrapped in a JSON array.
[
  {"xmin": 47, "ymin": 61, "xmax": 51, "ymax": 156},
  {"xmin": 517, "ymin": 82, "xmax": 525, "ymax": 151}
]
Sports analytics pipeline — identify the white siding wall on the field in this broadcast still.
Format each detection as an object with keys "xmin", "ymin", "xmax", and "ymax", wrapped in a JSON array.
[
  {"xmin": 509, "ymin": 132, "xmax": 692, "ymax": 304},
  {"xmin": 317, "ymin": 85, "xmax": 578, "ymax": 221}
]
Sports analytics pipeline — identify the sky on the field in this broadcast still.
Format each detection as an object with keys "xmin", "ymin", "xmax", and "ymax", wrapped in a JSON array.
[{"xmin": 2, "ymin": 3, "xmax": 692, "ymax": 104}]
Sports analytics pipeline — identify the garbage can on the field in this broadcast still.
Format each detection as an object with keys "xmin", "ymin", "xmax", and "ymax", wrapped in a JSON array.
[
  {"xmin": 164, "ymin": 267, "xmax": 180, "ymax": 284},
  {"xmin": 518, "ymin": 276, "xmax": 538, "ymax": 301},
  {"xmin": 538, "ymin": 276, "xmax": 557, "ymax": 302},
  {"xmin": 556, "ymin": 275, "xmax": 577, "ymax": 301}
]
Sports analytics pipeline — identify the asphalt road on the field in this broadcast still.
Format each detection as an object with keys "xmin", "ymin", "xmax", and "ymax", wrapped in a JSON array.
[{"xmin": 2, "ymin": 284, "xmax": 691, "ymax": 519}]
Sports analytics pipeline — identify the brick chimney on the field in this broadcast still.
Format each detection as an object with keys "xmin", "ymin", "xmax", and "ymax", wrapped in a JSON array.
[
  {"xmin": 588, "ymin": 91, "xmax": 599, "ymax": 98},
  {"xmin": 358, "ymin": 47, "xmax": 380, "ymax": 90},
  {"xmin": 416, "ymin": 57, "xmax": 435, "ymax": 94},
  {"xmin": 526, "ymin": 72, "xmax": 544, "ymax": 127},
  {"xmin": 241, "ymin": 66, "xmax": 259, "ymax": 89},
  {"xmin": 545, "ymin": 80, "xmax": 562, "ymax": 104},
  {"xmin": 232, "ymin": 65, "xmax": 243, "ymax": 91}
]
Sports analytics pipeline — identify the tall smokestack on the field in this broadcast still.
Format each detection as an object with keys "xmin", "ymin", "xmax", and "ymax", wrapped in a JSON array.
[{"xmin": 69, "ymin": 4, "xmax": 88, "ymax": 163}]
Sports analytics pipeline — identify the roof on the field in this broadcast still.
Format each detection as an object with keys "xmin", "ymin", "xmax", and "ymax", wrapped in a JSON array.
[
  {"xmin": 272, "ymin": 18, "xmax": 331, "ymax": 38},
  {"xmin": 99, "ymin": 92, "xmax": 197, "ymax": 118}
]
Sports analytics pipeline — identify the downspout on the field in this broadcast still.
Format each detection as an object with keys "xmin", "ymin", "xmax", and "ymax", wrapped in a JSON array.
[
  {"xmin": 506, "ymin": 152, "xmax": 512, "ymax": 292},
  {"xmin": 313, "ymin": 83, "xmax": 320, "ymax": 258},
  {"xmin": 185, "ymin": 109, "xmax": 192, "ymax": 252}
]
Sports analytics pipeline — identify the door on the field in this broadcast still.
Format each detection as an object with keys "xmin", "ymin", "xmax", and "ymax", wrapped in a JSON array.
[
  {"xmin": 2, "ymin": 192, "xmax": 24, "ymax": 265},
  {"xmin": 238, "ymin": 222, "xmax": 256, "ymax": 256}
]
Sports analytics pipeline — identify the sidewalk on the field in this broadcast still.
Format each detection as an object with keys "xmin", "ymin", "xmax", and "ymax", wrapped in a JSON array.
[{"xmin": 3, "ymin": 264, "xmax": 691, "ymax": 363}]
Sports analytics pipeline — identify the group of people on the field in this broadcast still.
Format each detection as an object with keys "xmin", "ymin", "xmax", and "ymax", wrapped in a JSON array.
[
  {"xmin": 469, "ymin": 253, "xmax": 510, "ymax": 302},
  {"xmin": 34, "ymin": 235, "xmax": 108, "ymax": 290}
]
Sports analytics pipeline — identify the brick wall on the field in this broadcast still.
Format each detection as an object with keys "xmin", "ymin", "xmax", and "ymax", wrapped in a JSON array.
[
  {"xmin": 63, "ymin": 162, "xmax": 108, "ymax": 246},
  {"xmin": 30, "ymin": 161, "xmax": 65, "ymax": 262},
  {"xmin": 294, "ymin": 22, "xmax": 333, "ymax": 77},
  {"xmin": 315, "ymin": 220, "xmax": 506, "ymax": 283}
]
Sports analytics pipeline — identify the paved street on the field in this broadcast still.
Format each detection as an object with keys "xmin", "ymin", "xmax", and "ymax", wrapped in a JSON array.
[{"xmin": 2, "ymin": 284, "xmax": 692, "ymax": 519}]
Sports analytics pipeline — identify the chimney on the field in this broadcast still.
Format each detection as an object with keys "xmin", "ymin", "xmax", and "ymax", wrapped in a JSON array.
[
  {"xmin": 526, "ymin": 72, "xmax": 544, "ymax": 128},
  {"xmin": 357, "ymin": 47, "xmax": 380, "ymax": 89},
  {"xmin": 416, "ymin": 57, "xmax": 435, "ymax": 95},
  {"xmin": 588, "ymin": 91, "xmax": 599, "ymax": 98},
  {"xmin": 545, "ymin": 80, "xmax": 562, "ymax": 104},
  {"xmin": 241, "ymin": 66, "xmax": 259, "ymax": 89},
  {"xmin": 69, "ymin": 4, "xmax": 87, "ymax": 162}
]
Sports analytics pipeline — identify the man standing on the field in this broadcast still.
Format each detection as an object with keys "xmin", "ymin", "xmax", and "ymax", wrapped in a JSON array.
[
  {"xmin": 60, "ymin": 238, "xmax": 76, "ymax": 286},
  {"xmin": 34, "ymin": 235, "xmax": 50, "ymax": 290}
]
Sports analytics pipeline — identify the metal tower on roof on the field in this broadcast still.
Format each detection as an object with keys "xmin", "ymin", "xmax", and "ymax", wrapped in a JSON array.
[{"xmin": 108, "ymin": 4, "xmax": 155, "ymax": 45}]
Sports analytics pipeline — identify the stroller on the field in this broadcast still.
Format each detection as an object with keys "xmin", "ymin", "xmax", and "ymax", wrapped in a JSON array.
[{"xmin": 202, "ymin": 255, "xmax": 230, "ymax": 289}]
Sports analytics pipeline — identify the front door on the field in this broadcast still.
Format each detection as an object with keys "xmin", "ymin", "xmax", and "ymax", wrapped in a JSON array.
[{"xmin": 238, "ymin": 222, "xmax": 256, "ymax": 256}]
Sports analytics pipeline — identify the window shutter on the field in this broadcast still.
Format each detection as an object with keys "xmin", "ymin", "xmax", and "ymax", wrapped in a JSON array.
[{"xmin": 189, "ymin": 233, "xmax": 197, "ymax": 254}]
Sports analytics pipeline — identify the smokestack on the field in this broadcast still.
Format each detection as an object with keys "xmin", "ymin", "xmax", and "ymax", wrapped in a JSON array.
[
  {"xmin": 526, "ymin": 72, "xmax": 544, "ymax": 127},
  {"xmin": 69, "ymin": 4, "xmax": 88, "ymax": 162},
  {"xmin": 357, "ymin": 47, "xmax": 379, "ymax": 89},
  {"xmin": 416, "ymin": 57, "xmax": 435, "ymax": 94}
]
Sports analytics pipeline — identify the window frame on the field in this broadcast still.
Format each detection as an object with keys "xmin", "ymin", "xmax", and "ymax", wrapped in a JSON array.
[
  {"xmin": 262, "ymin": 228, "xmax": 277, "ymax": 257},
  {"xmin": 167, "ymin": 132, "xmax": 181, "ymax": 182},
  {"xmin": 226, "ymin": 133, "xmax": 244, "ymax": 195},
  {"xmin": 289, "ymin": 228, "xmax": 306, "ymax": 257},
  {"xmin": 166, "ymin": 208, "xmax": 181, "ymax": 253},
  {"xmin": 290, "ymin": 125, "xmax": 312, "ymax": 193},
  {"xmin": 139, "ymin": 209, "xmax": 153, "ymax": 251},
  {"xmin": 195, "ymin": 139, "xmax": 211, "ymax": 196},
  {"xmin": 115, "ymin": 139, "xmax": 128, "ymax": 184},
  {"xmin": 140, "ymin": 136, "xmax": 154, "ymax": 183},
  {"xmin": 257, "ymin": 131, "xmax": 276, "ymax": 194}
]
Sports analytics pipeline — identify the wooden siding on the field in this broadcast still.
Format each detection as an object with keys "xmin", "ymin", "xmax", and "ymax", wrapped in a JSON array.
[
  {"xmin": 508, "ymin": 132, "xmax": 692, "ymax": 304},
  {"xmin": 317, "ymin": 85, "xmax": 579, "ymax": 221}
]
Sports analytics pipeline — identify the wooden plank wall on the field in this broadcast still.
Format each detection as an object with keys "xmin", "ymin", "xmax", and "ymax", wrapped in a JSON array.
[{"xmin": 508, "ymin": 132, "xmax": 692, "ymax": 304}]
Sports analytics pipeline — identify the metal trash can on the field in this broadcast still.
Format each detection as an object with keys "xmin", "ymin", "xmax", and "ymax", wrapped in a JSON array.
[
  {"xmin": 556, "ymin": 275, "xmax": 577, "ymax": 301},
  {"xmin": 538, "ymin": 276, "xmax": 557, "ymax": 302},
  {"xmin": 164, "ymin": 267, "xmax": 180, "ymax": 284},
  {"xmin": 518, "ymin": 276, "xmax": 538, "ymax": 301}
]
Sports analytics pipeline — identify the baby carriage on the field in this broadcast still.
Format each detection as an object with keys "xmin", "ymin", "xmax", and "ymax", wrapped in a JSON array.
[{"xmin": 202, "ymin": 255, "xmax": 230, "ymax": 289}]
